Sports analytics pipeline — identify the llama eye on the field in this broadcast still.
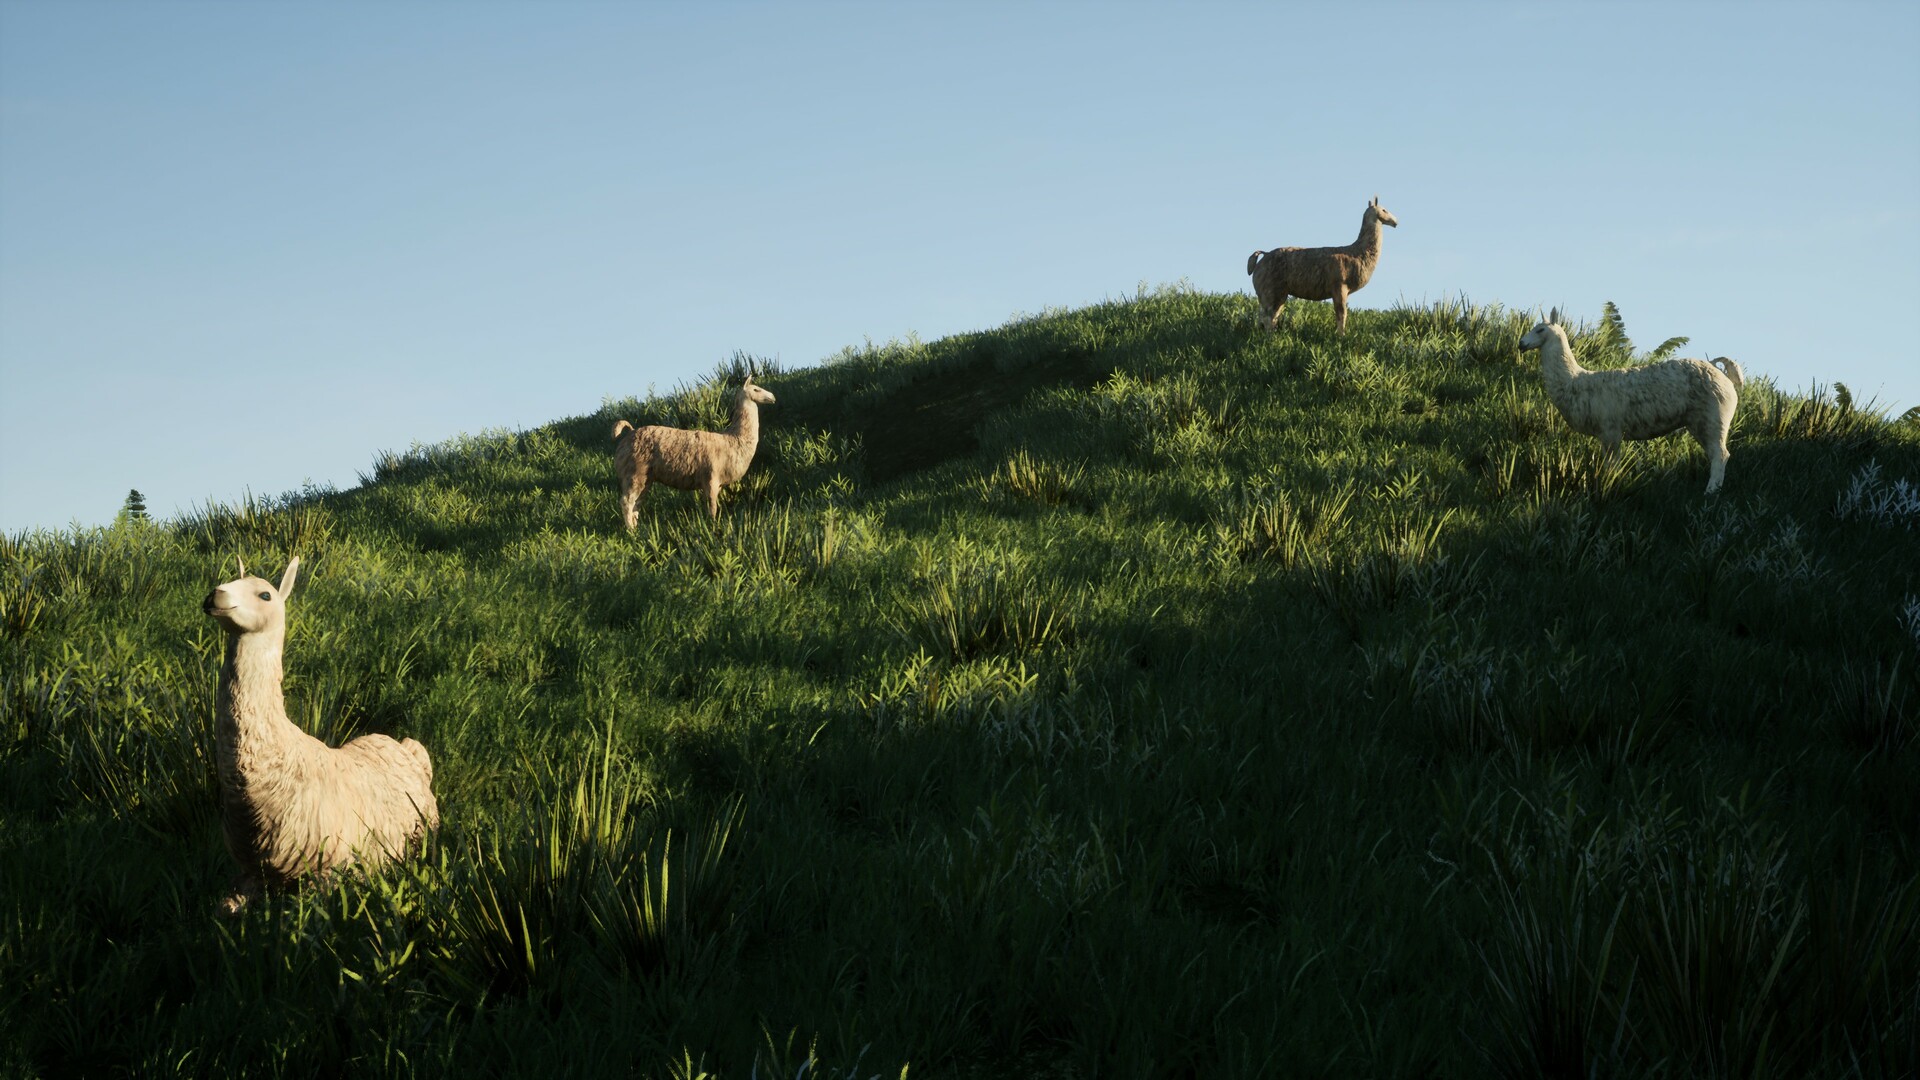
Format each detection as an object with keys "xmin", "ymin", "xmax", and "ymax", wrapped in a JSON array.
[{"xmin": 258, "ymin": 591, "xmax": 273, "ymax": 601}]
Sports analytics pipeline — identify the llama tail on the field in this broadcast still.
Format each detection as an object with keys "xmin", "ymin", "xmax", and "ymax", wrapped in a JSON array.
[
  {"xmin": 611, "ymin": 420, "xmax": 633, "ymax": 441},
  {"xmin": 1710, "ymin": 357, "xmax": 1745, "ymax": 391},
  {"xmin": 1246, "ymin": 251, "xmax": 1264, "ymax": 276}
]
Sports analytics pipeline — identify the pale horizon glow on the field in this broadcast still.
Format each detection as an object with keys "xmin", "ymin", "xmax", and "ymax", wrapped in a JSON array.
[{"xmin": 3, "ymin": 1, "xmax": 1916, "ymax": 532}]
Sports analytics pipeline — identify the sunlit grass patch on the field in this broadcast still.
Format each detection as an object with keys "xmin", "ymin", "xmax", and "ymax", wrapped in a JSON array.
[
  {"xmin": 1207, "ymin": 474, "xmax": 1354, "ymax": 568},
  {"xmin": 1749, "ymin": 378, "xmax": 1889, "ymax": 450},
  {"xmin": 21, "ymin": 639, "xmax": 218, "ymax": 836},
  {"xmin": 975, "ymin": 448, "xmax": 1090, "ymax": 510}
]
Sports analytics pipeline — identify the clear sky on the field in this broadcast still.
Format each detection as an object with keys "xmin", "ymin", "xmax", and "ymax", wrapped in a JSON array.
[{"xmin": 2, "ymin": 1, "xmax": 1916, "ymax": 533}]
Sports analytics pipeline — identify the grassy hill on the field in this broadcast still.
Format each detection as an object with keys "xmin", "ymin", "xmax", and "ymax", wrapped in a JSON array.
[{"xmin": 3, "ymin": 286, "xmax": 1917, "ymax": 1078}]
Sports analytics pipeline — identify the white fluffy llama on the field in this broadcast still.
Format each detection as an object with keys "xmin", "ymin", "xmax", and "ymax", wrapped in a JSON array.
[
  {"xmin": 1246, "ymin": 196, "xmax": 1399, "ymax": 335},
  {"xmin": 1519, "ymin": 308, "xmax": 1746, "ymax": 494},
  {"xmin": 611, "ymin": 376, "xmax": 777, "ymax": 526},
  {"xmin": 202, "ymin": 556, "xmax": 438, "ymax": 914}
]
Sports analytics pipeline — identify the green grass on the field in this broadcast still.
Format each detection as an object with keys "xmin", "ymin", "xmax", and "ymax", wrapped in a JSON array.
[{"xmin": 3, "ymin": 286, "xmax": 1917, "ymax": 1077}]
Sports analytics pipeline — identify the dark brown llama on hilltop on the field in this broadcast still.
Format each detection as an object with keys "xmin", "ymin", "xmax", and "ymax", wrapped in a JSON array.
[{"xmin": 1247, "ymin": 196, "xmax": 1399, "ymax": 335}]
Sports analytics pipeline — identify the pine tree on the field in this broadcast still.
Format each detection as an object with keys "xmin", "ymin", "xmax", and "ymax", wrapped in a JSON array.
[{"xmin": 119, "ymin": 489, "xmax": 149, "ymax": 524}]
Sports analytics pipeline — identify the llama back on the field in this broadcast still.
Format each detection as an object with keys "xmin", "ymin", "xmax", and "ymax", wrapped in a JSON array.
[
  {"xmin": 339, "ymin": 731, "xmax": 437, "ymax": 823},
  {"xmin": 224, "ymin": 740, "xmax": 435, "ymax": 882},
  {"xmin": 1255, "ymin": 246, "xmax": 1347, "ymax": 303},
  {"xmin": 1248, "ymin": 246, "xmax": 1301, "ymax": 276},
  {"xmin": 1559, "ymin": 365, "xmax": 1695, "ymax": 440},
  {"xmin": 311, "ymin": 733, "xmax": 439, "ymax": 865},
  {"xmin": 1558, "ymin": 359, "xmax": 1736, "ymax": 442},
  {"xmin": 637, "ymin": 425, "xmax": 759, "ymax": 487}
]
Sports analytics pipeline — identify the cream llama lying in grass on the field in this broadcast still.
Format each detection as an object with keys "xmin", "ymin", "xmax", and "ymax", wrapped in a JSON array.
[{"xmin": 202, "ymin": 556, "xmax": 437, "ymax": 914}]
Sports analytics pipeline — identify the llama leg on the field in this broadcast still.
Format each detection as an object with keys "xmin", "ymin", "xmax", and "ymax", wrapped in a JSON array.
[
  {"xmin": 1700, "ymin": 417, "xmax": 1732, "ymax": 494},
  {"xmin": 1704, "ymin": 439, "xmax": 1729, "ymax": 494},
  {"xmin": 1333, "ymin": 287, "xmax": 1349, "ymax": 335},
  {"xmin": 706, "ymin": 479, "xmax": 722, "ymax": 518},
  {"xmin": 1267, "ymin": 296, "xmax": 1286, "ymax": 332},
  {"xmin": 623, "ymin": 475, "xmax": 647, "ymax": 530}
]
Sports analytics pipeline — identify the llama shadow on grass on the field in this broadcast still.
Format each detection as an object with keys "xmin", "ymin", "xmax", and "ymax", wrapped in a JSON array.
[{"xmin": 855, "ymin": 343, "xmax": 1109, "ymax": 487}]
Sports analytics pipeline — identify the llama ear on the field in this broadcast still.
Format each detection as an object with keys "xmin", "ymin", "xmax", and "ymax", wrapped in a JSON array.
[
  {"xmin": 277, "ymin": 556, "xmax": 301, "ymax": 600},
  {"xmin": 236, "ymin": 554, "xmax": 247, "ymax": 578}
]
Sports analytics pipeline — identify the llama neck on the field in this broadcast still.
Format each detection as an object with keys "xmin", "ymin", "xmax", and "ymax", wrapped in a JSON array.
[
  {"xmin": 1351, "ymin": 212, "xmax": 1385, "ymax": 266},
  {"xmin": 1537, "ymin": 327, "xmax": 1587, "ymax": 401},
  {"xmin": 216, "ymin": 629, "xmax": 299, "ymax": 765},
  {"xmin": 725, "ymin": 398, "xmax": 761, "ymax": 450}
]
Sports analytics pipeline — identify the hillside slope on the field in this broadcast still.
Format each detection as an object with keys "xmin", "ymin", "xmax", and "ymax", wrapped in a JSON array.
[{"xmin": 3, "ymin": 287, "xmax": 1918, "ymax": 1078}]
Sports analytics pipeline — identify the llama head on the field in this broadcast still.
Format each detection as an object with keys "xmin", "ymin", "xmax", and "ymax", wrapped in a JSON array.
[
  {"xmin": 738, "ymin": 376, "xmax": 777, "ymax": 406},
  {"xmin": 1367, "ymin": 195, "xmax": 1398, "ymax": 228},
  {"xmin": 203, "ymin": 556, "xmax": 301, "ymax": 635},
  {"xmin": 1519, "ymin": 308, "xmax": 1565, "ymax": 351}
]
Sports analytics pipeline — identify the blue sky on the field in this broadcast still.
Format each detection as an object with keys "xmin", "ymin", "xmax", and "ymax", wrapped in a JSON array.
[{"xmin": 2, "ymin": 1, "xmax": 1916, "ymax": 532}]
